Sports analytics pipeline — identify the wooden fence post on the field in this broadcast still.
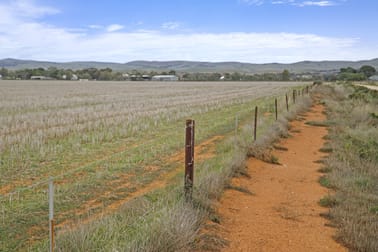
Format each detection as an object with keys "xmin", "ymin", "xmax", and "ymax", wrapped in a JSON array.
[
  {"xmin": 275, "ymin": 98, "xmax": 278, "ymax": 121},
  {"xmin": 293, "ymin": 90, "xmax": 296, "ymax": 104},
  {"xmin": 184, "ymin": 119, "xmax": 195, "ymax": 201},
  {"xmin": 285, "ymin": 94, "xmax": 289, "ymax": 112}
]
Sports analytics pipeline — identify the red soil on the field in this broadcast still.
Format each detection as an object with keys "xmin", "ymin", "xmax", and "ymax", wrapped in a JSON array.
[
  {"xmin": 217, "ymin": 104, "xmax": 346, "ymax": 251},
  {"xmin": 55, "ymin": 135, "xmax": 223, "ymax": 231}
]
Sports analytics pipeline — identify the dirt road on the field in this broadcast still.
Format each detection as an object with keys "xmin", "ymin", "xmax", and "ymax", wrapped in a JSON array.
[
  {"xmin": 217, "ymin": 104, "xmax": 346, "ymax": 251},
  {"xmin": 356, "ymin": 84, "xmax": 378, "ymax": 91}
]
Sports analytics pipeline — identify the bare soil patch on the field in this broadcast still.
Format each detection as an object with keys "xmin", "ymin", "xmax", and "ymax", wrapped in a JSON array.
[{"xmin": 216, "ymin": 104, "xmax": 346, "ymax": 251}]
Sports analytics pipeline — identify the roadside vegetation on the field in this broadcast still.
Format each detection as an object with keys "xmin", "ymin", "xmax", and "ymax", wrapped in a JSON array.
[{"xmin": 316, "ymin": 84, "xmax": 378, "ymax": 251}]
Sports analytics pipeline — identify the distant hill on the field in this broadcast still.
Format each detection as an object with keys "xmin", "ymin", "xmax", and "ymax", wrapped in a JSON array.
[{"xmin": 1, "ymin": 58, "xmax": 378, "ymax": 74}]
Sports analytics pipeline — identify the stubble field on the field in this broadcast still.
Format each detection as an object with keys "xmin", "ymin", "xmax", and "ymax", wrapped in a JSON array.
[{"xmin": 0, "ymin": 80, "xmax": 302, "ymax": 250}]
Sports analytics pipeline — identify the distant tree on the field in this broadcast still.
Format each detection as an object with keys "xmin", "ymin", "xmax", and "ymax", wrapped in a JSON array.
[
  {"xmin": 340, "ymin": 67, "xmax": 357, "ymax": 73},
  {"xmin": 338, "ymin": 72, "xmax": 366, "ymax": 81},
  {"xmin": 359, "ymin": 65, "xmax": 376, "ymax": 78},
  {"xmin": 168, "ymin": 70, "xmax": 176, "ymax": 75},
  {"xmin": 46, "ymin": 67, "xmax": 59, "ymax": 79},
  {"xmin": 15, "ymin": 69, "xmax": 32, "ymax": 79},
  {"xmin": 282, "ymin": 69, "xmax": 290, "ymax": 81},
  {"xmin": 231, "ymin": 72, "xmax": 242, "ymax": 81},
  {"xmin": 0, "ymin": 67, "xmax": 9, "ymax": 78}
]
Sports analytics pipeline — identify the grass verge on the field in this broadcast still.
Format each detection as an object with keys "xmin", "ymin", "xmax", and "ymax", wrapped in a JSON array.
[{"xmin": 315, "ymin": 83, "xmax": 378, "ymax": 252}]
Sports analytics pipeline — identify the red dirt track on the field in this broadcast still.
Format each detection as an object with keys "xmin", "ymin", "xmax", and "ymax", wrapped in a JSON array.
[{"xmin": 217, "ymin": 104, "xmax": 346, "ymax": 251}]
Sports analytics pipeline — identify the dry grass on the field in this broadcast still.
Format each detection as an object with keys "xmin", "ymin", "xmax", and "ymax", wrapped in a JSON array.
[
  {"xmin": 0, "ymin": 80, "xmax": 308, "ymax": 250},
  {"xmin": 315, "ymin": 83, "xmax": 378, "ymax": 252}
]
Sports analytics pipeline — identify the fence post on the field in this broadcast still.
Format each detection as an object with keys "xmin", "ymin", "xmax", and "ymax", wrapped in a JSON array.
[
  {"xmin": 254, "ymin": 106, "xmax": 258, "ymax": 141},
  {"xmin": 49, "ymin": 178, "xmax": 54, "ymax": 252},
  {"xmin": 275, "ymin": 98, "xmax": 278, "ymax": 121},
  {"xmin": 293, "ymin": 90, "xmax": 296, "ymax": 104},
  {"xmin": 184, "ymin": 119, "xmax": 195, "ymax": 201},
  {"xmin": 285, "ymin": 94, "xmax": 289, "ymax": 112}
]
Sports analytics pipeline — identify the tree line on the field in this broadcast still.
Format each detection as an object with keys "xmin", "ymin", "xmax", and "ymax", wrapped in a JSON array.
[{"xmin": 0, "ymin": 65, "xmax": 376, "ymax": 81}]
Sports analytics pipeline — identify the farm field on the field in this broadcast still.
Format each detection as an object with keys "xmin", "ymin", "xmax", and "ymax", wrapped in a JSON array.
[{"xmin": 0, "ymin": 80, "xmax": 304, "ymax": 250}]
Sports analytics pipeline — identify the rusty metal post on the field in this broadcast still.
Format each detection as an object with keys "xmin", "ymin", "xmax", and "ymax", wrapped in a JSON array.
[
  {"xmin": 293, "ymin": 90, "xmax": 296, "ymax": 104},
  {"xmin": 254, "ymin": 106, "xmax": 258, "ymax": 141},
  {"xmin": 184, "ymin": 119, "xmax": 195, "ymax": 201},
  {"xmin": 285, "ymin": 94, "xmax": 289, "ymax": 112},
  {"xmin": 275, "ymin": 98, "xmax": 278, "ymax": 121}
]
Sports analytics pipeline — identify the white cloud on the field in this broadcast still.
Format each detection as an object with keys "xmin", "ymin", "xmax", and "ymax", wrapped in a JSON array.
[
  {"xmin": 0, "ymin": 0, "xmax": 59, "ymax": 23},
  {"xmin": 240, "ymin": 0, "xmax": 265, "ymax": 5},
  {"xmin": 0, "ymin": 0, "xmax": 373, "ymax": 63},
  {"xmin": 106, "ymin": 24, "xmax": 124, "ymax": 32},
  {"xmin": 161, "ymin": 22, "xmax": 180, "ymax": 30},
  {"xmin": 242, "ymin": 0, "xmax": 342, "ymax": 7},
  {"xmin": 88, "ymin": 25, "xmax": 104, "ymax": 29},
  {"xmin": 297, "ymin": 1, "xmax": 335, "ymax": 7}
]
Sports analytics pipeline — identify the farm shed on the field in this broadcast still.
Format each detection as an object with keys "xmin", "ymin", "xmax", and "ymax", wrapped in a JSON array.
[
  {"xmin": 31, "ymin": 76, "xmax": 51, "ymax": 80},
  {"xmin": 151, "ymin": 75, "xmax": 179, "ymax": 81}
]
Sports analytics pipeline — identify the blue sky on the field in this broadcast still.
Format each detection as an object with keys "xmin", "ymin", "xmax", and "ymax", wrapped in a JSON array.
[{"xmin": 0, "ymin": 0, "xmax": 377, "ymax": 63}]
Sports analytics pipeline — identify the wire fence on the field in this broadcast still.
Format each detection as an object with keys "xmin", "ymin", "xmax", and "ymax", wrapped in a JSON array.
[{"xmin": 0, "ymin": 86, "xmax": 311, "ymax": 251}]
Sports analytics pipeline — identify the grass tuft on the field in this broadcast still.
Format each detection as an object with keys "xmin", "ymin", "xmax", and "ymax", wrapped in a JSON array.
[
  {"xmin": 319, "ymin": 146, "xmax": 333, "ymax": 153},
  {"xmin": 318, "ymin": 166, "xmax": 332, "ymax": 173},
  {"xmin": 318, "ymin": 175, "xmax": 334, "ymax": 189},
  {"xmin": 319, "ymin": 195, "xmax": 338, "ymax": 207}
]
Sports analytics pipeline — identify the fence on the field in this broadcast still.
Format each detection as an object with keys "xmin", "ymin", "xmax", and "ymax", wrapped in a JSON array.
[{"xmin": 0, "ymin": 86, "xmax": 311, "ymax": 251}]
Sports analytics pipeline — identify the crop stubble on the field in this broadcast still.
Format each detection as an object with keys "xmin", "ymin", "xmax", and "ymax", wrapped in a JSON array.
[{"xmin": 0, "ymin": 80, "xmax": 301, "ymax": 250}]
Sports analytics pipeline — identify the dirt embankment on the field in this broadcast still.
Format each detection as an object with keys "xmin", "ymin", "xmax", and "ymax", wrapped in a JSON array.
[{"xmin": 216, "ymin": 104, "xmax": 346, "ymax": 251}]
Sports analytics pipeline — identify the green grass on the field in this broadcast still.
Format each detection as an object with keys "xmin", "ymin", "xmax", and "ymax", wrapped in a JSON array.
[{"xmin": 318, "ymin": 175, "xmax": 334, "ymax": 189}]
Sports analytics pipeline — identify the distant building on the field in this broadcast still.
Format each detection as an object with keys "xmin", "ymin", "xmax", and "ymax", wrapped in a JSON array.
[
  {"xmin": 142, "ymin": 74, "xmax": 151, "ymax": 80},
  {"xmin": 368, "ymin": 75, "xmax": 378, "ymax": 81},
  {"xmin": 71, "ymin": 74, "xmax": 78, "ymax": 81},
  {"xmin": 31, "ymin": 76, "xmax": 53, "ymax": 80},
  {"xmin": 151, "ymin": 75, "xmax": 179, "ymax": 81},
  {"xmin": 0, "ymin": 74, "xmax": 2, "ymax": 80}
]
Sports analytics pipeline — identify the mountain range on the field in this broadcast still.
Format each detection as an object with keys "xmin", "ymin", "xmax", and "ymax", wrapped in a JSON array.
[{"xmin": 1, "ymin": 58, "xmax": 378, "ymax": 74}]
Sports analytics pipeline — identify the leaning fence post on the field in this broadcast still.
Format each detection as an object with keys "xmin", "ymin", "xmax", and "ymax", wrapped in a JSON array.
[
  {"xmin": 275, "ymin": 98, "xmax": 278, "ymax": 121},
  {"xmin": 254, "ymin": 106, "xmax": 258, "ymax": 141},
  {"xmin": 184, "ymin": 119, "xmax": 195, "ymax": 201},
  {"xmin": 49, "ymin": 178, "xmax": 54, "ymax": 252}
]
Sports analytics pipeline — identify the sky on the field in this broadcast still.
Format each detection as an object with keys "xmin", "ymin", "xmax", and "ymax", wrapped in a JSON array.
[{"xmin": 0, "ymin": 0, "xmax": 377, "ymax": 63}]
